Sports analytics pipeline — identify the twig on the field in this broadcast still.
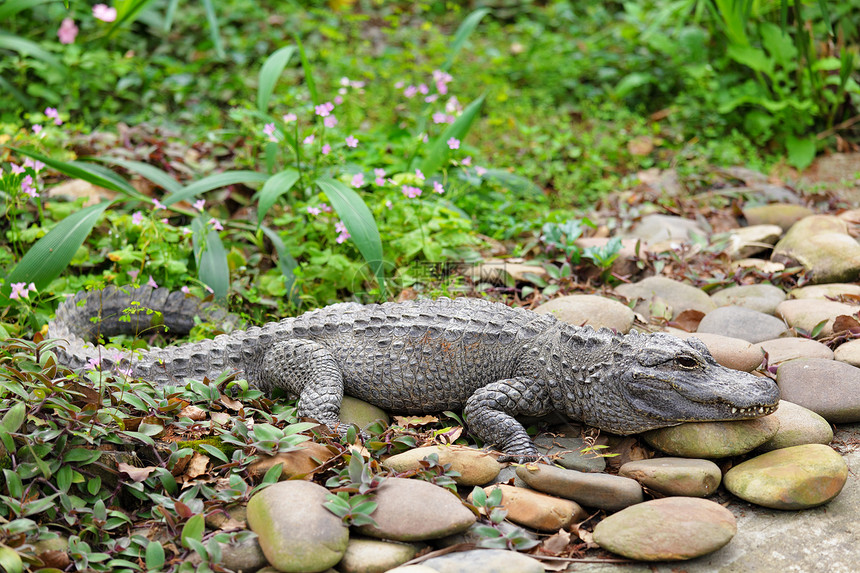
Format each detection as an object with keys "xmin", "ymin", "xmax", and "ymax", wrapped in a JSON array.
[{"xmin": 817, "ymin": 114, "xmax": 860, "ymax": 140}]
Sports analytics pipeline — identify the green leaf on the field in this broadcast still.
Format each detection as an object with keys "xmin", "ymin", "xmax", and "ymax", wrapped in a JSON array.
[
  {"xmin": 442, "ymin": 8, "xmax": 491, "ymax": 72},
  {"xmin": 145, "ymin": 540, "xmax": 165, "ymax": 571},
  {"xmin": 261, "ymin": 463, "xmax": 284, "ymax": 484},
  {"xmin": 162, "ymin": 171, "xmax": 269, "ymax": 207},
  {"xmin": 419, "ymin": 94, "xmax": 485, "ymax": 177},
  {"xmin": 315, "ymin": 177, "xmax": 385, "ymax": 292},
  {"xmin": 62, "ymin": 448, "xmax": 102, "ymax": 464},
  {"xmin": 256, "ymin": 169, "xmax": 300, "ymax": 225},
  {"xmin": 471, "ymin": 486, "xmax": 486, "ymax": 506},
  {"xmin": 2, "ymin": 201, "xmax": 113, "ymax": 301},
  {"xmin": 103, "ymin": 0, "xmax": 158, "ymax": 39},
  {"xmin": 260, "ymin": 225, "xmax": 299, "ymax": 304},
  {"xmin": 201, "ymin": 0, "xmax": 225, "ymax": 59},
  {"xmin": 257, "ymin": 46, "xmax": 298, "ymax": 113},
  {"xmin": 96, "ymin": 157, "xmax": 182, "ymax": 194},
  {"xmin": 0, "ymin": 402, "xmax": 25, "ymax": 433},
  {"xmin": 294, "ymin": 35, "xmax": 318, "ymax": 106},
  {"xmin": 0, "ymin": 32, "xmax": 62, "ymax": 69},
  {"xmin": 726, "ymin": 44, "xmax": 774, "ymax": 76},
  {"xmin": 785, "ymin": 135, "xmax": 817, "ymax": 171},
  {"xmin": 191, "ymin": 217, "xmax": 229, "ymax": 300},
  {"xmin": 197, "ymin": 443, "xmax": 228, "ymax": 464},
  {"xmin": 0, "ymin": 545, "xmax": 22, "ymax": 573},
  {"xmin": 3, "ymin": 470, "xmax": 22, "ymax": 498},
  {"xmin": 0, "ymin": 0, "xmax": 56, "ymax": 19},
  {"xmin": 181, "ymin": 514, "xmax": 206, "ymax": 549}
]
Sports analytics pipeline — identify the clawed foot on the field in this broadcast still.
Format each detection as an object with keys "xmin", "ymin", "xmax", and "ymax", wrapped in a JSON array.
[{"xmin": 496, "ymin": 451, "xmax": 551, "ymax": 464}]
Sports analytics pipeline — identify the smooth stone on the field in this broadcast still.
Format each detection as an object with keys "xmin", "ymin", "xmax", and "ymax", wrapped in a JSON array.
[
  {"xmin": 340, "ymin": 396, "xmax": 390, "ymax": 430},
  {"xmin": 382, "ymin": 446, "xmax": 500, "ymax": 486},
  {"xmin": 724, "ymin": 444, "xmax": 848, "ymax": 509},
  {"xmin": 533, "ymin": 434, "xmax": 607, "ymax": 472},
  {"xmin": 615, "ymin": 276, "xmax": 716, "ymax": 320},
  {"xmin": 759, "ymin": 337, "xmax": 834, "ymax": 365},
  {"xmin": 246, "ymin": 481, "xmax": 348, "ymax": 573},
  {"xmin": 515, "ymin": 463, "xmax": 643, "ymax": 511},
  {"xmin": 710, "ymin": 283, "xmax": 787, "ymax": 315},
  {"xmin": 592, "ymin": 497, "xmax": 737, "ymax": 561},
  {"xmin": 696, "ymin": 306, "xmax": 789, "ymax": 343},
  {"xmin": 743, "ymin": 204, "xmax": 814, "ymax": 231},
  {"xmin": 771, "ymin": 215, "xmax": 860, "ymax": 283},
  {"xmin": 386, "ymin": 567, "xmax": 437, "ymax": 573},
  {"xmin": 533, "ymin": 294, "xmax": 635, "ymax": 333},
  {"xmin": 480, "ymin": 484, "xmax": 587, "ymax": 531},
  {"xmin": 643, "ymin": 416, "xmax": 780, "ymax": 458},
  {"xmin": 674, "ymin": 332, "xmax": 763, "ymax": 372},
  {"xmin": 731, "ymin": 259, "xmax": 786, "ymax": 273},
  {"xmin": 723, "ymin": 224, "xmax": 783, "ymax": 258},
  {"xmin": 419, "ymin": 549, "xmax": 545, "ymax": 573},
  {"xmin": 757, "ymin": 401, "xmax": 834, "ymax": 452},
  {"xmin": 218, "ymin": 533, "xmax": 269, "ymax": 573},
  {"xmin": 835, "ymin": 339, "xmax": 860, "ymax": 367},
  {"xmin": 776, "ymin": 299, "xmax": 859, "ymax": 337},
  {"xmin": 788, "ymin": 283, "xmax": 860, "ymax": 301},
  {"xmin": 618, "ymin": 458, "xmax": 722, "ymax": 497},
  {"xmin": 356, "ymin": 477, "xmax": 475, "ymax": 541},
  {"xmin": 625, "ymin": 214, "xmax": 707, "ymax": 244},
  {"xmin": 777, "ymin": 358, "xmax": 860, "ymax": 422},
  {"xmin": 337, "ymin": 538, "xmax": 418, "ymax": 573},
  {"xmin": 247, "ymin": 441, "xmax": 335, "ymax": 480},
  {"xmin": 435, "ymin": 521, "xmax": 536, "ymax": 549}
]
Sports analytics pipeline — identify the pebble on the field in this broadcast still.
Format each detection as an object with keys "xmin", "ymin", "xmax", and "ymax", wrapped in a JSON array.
[
  {"xmin": 757, "ymin": 401, "xmax": 834, "ymax": 452},
  {"xmin": 758, "ymin": 337, "xmax": 834, "ymax": 365},
  {"xmin": 673, "ymin": 332, "xmax": 763, "ymax": 372},
  {"xmin": 618, "ymin": 458, "xmax": 722, "ymax": 497},
  {"xmin": 615, "ymin": 276, "xmax": 716, "ymax": 320},
  {"xmin": 724, "ymin": 443, "xmax": 848, "ymax": 510},
  {"xmin": 479, "ymin": 484, "xmax": 587, "ymax": 531},
  {"xmin": 731, "ymin": 259, "xmax": 785, "ymax": 273},
  {"xmin": 382, "ymin": 446, "xmax": 501, "ymax": 486},
  {"xmin": 625, "ymin": 214, "xmax": 707, "ymax": 245},
  {"xmin": 386, "ymin": 566, "xmax": 437, "ymax": 573},
  {"xmin": 710, "ymin": 283, "xmax": 786, "ymax": 315},
  {"xmin": 776, "ymin": 299, "xmax": 859, "ymax": 337},
  {"xmin": 643, "ymin": 416, "xmax": 780, "ymax": 458},
  {"xmin": 356, "ymin": 477, "xmax": 475, "ymax": 542},
  {"xmin": 771, "ymin": 215, "xmax": 860, "ymax": 283},
  {"xmin": 742, "ymin": 204, "xmax": 813, "ymax": 231},
  {"xmin": 340, "ymin": 396, "xmax": 390, "ymax": 430},
  {"xmin": 788, "ymin": 283, "xmax": 860, "ymax": 301},
  {"xmin": 416, "ymin": 549, "xmax": 546, "ymax": 573},
  {"xmin": 533, "ymin": 294, "xmax": 635, "ymax": 333},
  {"xmin": 515, "ymin": 463, "xmax": 643, "ymax": 511},
  {"xmin": 777, "ymin": 358, "xmax": 860, "ymax": 423},
  {"xmin": 834, "ymin": 339, "xmax": 860, "ymax": 367},
  {"xmin": 592, "ymin": 497, "xmax": 737, "ymax": 561},
  {"xmin": 337, "ymin": 537, "xmax": 418, "ymax": 573},
  {"xmin": 217, "ymin": 533, "xmax": 269, "ymax": 573},
  {"xmin": 723, "ymin": 224, "xmax": 783, "ymax": 258},
  {"xmin": 696, "ymin": 305, "xmax": 789, "ymax": 343},
  {"xmin": 246, "ymin": 481, "xmax": 348, "ymax": 573},
  {"xmin": 246, "ymin": 441, "xmax": 335, "ymax": 480},
  {"xmin": 533, "ymin": 434, "xmax": 607, "ymax": 472}
]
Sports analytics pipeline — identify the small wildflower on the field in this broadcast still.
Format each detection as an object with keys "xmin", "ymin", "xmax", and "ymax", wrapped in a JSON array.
[
  {"xmin": 335, "ymin": 221, "xmax": 351, "ymax": 243},
  {"xmin": 193, "ymin": 199, "xmax": 205, "ymax": 212},
  {"xmin": 21, "ymin": 175, "xmax": 38, "ymax": 198},
  {"xmin": 92, "ymin": 4, "xmax": 117, "ymax": 22},
  {"xmin": 418, "ymin": 84, "xmax": 429, "ymax": 94},
  {"xmin": 321, "ymin": 143, "xmax": 331, "ymax": 155},
  {"xmin": 86, "ymin": 357, "xmax": 101, "ymax": 371},
  {"xmin": 324, "ymin": 115, "xmax": 337, "ymax": 128},
  {"xmin": 209, "ymin": 218, "xmax": 224, "ymax": 231},
  {"xmin": 131, "ymin": 211, "xmax": 144, "ymax": 225},
  {"xmin": 10, "ymin": 163, "xmax": 24, "ymax": 175},
  {"xmin": 160, "ymin": 218, "xmax": 168, "ymax": 224},
  {"xmin": 180, "ymin": 227, "xmax": 193, "ymax": 236},
  {"xmin": 462, "ymin": 156, "xmax": 472, "ymax": 166},
  {"xmin": 374, "ymin": 168, "xmax": 386, "ymax": 186},
  {"xmin": 24, "ymin": 158, "xmax": 45, "ymax": 172},
  {"xmin": 385, "ymin": 199, "xmax": 393, "ymax": 209},
  {"xmin": 345, "ymin": 135, "xmax": 358, "ymax": 148},
  {"xmin": 395, "ymin": 80, "xmax": 405, "ymax": 89},
  {"xmin": 9, "ymin": 282, "xmax": 29, "ymax": 300},
  {"xmin": 340, "ymin": 77, "xmax": 350, "ymax": 86},
  {"xmin": 128, "ymin": 269, "xmax": 140, "ymax": 282},
  {"xmin": 422, "ymin": 134, "xmax": 429, "ymax": 143},
  {"xmin": 446, "ymin": 96, "xmax": 461, "ymax": 113},
  {"xmin": 475, "ymin": 166, "xmax": 488, "ymax": 176},
  {"xmin": 152, "ymin": 198, "xmax": 166, "ymax": 210},
  {"xmin": 404, "ymin": 85, "xmax": 418, "ymax": 98},
  {"xmin": 320, "ymin": 203, "xmax": 333, "ymax": 213},
  {"xmin": 351, "ymin": 173, "xmax": 365, "ymax": 188},
  {"xmin": 314, "ymin": 102, "xmax": 335, "ymax": 117},
  {"xmin": 334, "ymin": 94, "xmax": 345, "ymax": 104},
  {"xmin": 307, "ymin": 205, "xmax": 321, "ymax": 215},
  {"xmin": 44, "ymin": 107, "xmax": 62, "ymax": 126},
  {"xmin": 303, "ymin": 134, "xmax": 315, "ymax": 145},
  {"xmin": 425, "ymin": 95, "xmax": 438, "ymax": 103},
  {"xmin": 32, "ymin": 124, "xmax": 43, "ymax": 134},
  {"xmin": 146, "ymin": 275, "xmax": 158, "ymax": 289},
  {"xmin": 283, "ymin": 113, "xmax": 297, "ymax": 122},
  {"xmin": 433, "ymin": 181, "xmax": 444, "ymax": 194},
  {"xmin": 181, "ymin": 286, "xmax": 191, "ymax": 294},
  {"xmin": 447, "ymin": 138, "xmax": 460, "ymax": 150},
  {"xmin": 352, "ymin": 80, "xmax": 366, "ymax": 89},
  {"xmin": 432, "ymin": 112, "xmax": 448, "ymax": 124},
  {"xmin": 415, "ymin": 169, "xmax": 425, "ymax": 180},
  {"xmin": 401, "ymin": 185, "xmax": 422, "ymax": 199},
  {"xmin": 58, "ymin": 18, "xmax": 78, "ymax": 44},
  {"xmin": 205, "ymin": 285, "xmax": 214, "ymax": 294},
  {"xmin": 263, "ymin": 122, "xmax": 277, "ymax": 142}
]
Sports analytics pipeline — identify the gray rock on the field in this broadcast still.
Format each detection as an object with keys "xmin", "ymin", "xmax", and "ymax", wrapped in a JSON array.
[
  {"xmin": 382, "ymin": 446, "xmax": 500, "ymax": 486},
  {"xmin": 356, "ymin": 477, "xmax": 475, "ymax": 542},
  {"xmin": 618, "ymin": 458, "xmax": 722, "ymax": 497},
  {"xmin": 777, "ymin": 358, "xmax": 860, "ymax": 423},
  {"xmin": 217, "ymin": 532, "xmax": 268, "ymax": 573},
  {"xmin": 340, "ymin": 396, "xmax": 390, "ymax": 430},
  {"xmin": 759, "ymin": 337, "xmax": 834, "ymax": 365},
  {"xmin": 673, "ymin": 332, "xmax": 763, "ymax": 372},
  {"xmin": 788, "ymin": 283, "xmax": 860, "ymax": 301},
  {"xmin": 834, "ymin": 339, "xmax": 860, "ymax": 367},
  {"xmin": 625, "ymin": 214, "xmax": 707, "ymax": 245},
  {"xmin": 742, "ymin": 204, "xmax": 814, "ymax": 231},
  {"xmin": 418, "ymin": 549, "xmax": 545, "ymax": 573},
  {"xmin": 730, "ymin": 259, "xmax": 786, "ymax": 273},
  {"xmin": 337, "ymin": 537, "xmax": 418, "ymax": 573},
  {"xmin": 776, "ymin": 299, "xmax": 859, "ymax": 337},
  {"xmin": 434, "ymin": 520, "xmax": 536, "ymax": 549},
  {"xmin": 533, "ymin": 294, "xmax": 635, "ymax": 333},
  {"xmin": 696, "ymin": 306, "xmax": 788, "ymax": 343},
  {"xmin": 593, "ymin": 497, "xmax": 737, "ymax": 561},
  {"xmin": 771, "ymin": 215, "xmax": 860, "ymax": 283},
  {"xmin": 710, "ymin": 284, "xmax": 786, "ymax": 315},
  {"xmin": 758, "ymin": 400, "xmax": 834, "ymax": 452},
  {"xmin": 724, "ymin": 444, "xmax": 848, "ymax": 510},
  {"xmin": 643, "ymin": 416, "xmax": 780, "ymax": 458},
  {"xmin": 533, "ymin": 434, "xmax": 607, "ymax": 472},
  {"xmin": 516, "ymin": 463, "xmax": 643, "ymax": 511},
  {"xmin": 615, "ymin": 277, "xmax": 716, "ymax": 320},
  {"xmin": 722, "ymin": 225, "xmax": 783, "ymax": 259},
  {"xmin": 246, "ymin": 481, "xmax": 348, "ymax": 573}
]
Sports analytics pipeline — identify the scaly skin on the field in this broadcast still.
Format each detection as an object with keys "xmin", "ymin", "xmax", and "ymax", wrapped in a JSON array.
[{"xmin": 48, "ymin": 286, "xmax": 780, "ymax": 459}]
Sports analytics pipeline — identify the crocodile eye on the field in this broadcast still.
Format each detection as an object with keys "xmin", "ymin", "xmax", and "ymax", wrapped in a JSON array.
[{"xmin": 674, "ymin": 356, "xmax": 699, "ymax": 369}]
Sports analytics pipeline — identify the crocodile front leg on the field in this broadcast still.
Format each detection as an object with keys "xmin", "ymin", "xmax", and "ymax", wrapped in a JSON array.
[
  {"xmin": 464, "ymin": 377, "xmax": 553, "ymax": 461},
  {"xmin": 261, "ymin": 339, "xmax": 346, "ymax": 433}
]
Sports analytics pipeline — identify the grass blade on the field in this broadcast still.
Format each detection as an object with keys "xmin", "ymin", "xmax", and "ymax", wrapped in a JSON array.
[
  {"xmin": 314, "ymin": 177, "xmax": 385, "ymax": 292},
  {"xmin": 2, "ymin": 201, "xmax": 113, "ymax": 303},
  {"xmin": 191, "ymin": 217, "xmax": 229, "ymax": 300},
  {"xmin": 256, "ymin": 169, "xmax": 300, "ymax": 225},
  {"xmin": 419, "ymin": 94, "xmax": 485, "ymax": 177},
  {"xmin": 260, "ymin": 224, "xmax": 299, "ymax": 304},
  {"xmin": 442, "ymin": 7, "xmax": 491, "ymax": 72},
  {"xmin": 294, "ymin": 35, "xmax": 319, "ymax": 106},
  {"xmin": 201, "ymin": 0, "xmax": 225, "ymax": 59},
  {"xmin": 0, "ymin": 32, "xmax": 62, "ymax": 69},
  {"xmin": 95, "ymin": 157, "xmax": 182, "ymax": 194},
  {"xmin": 104, "ymin": 0, "xmax": 158, "ymax": 39},
  {"xmin": 257, "ymin": 45, "xmax": 298, "ymax": 113},
  {"xmin": 0, "ymin": 0, "xmax": 55, "ymax": 19},
  {"xmin": 163, "ymin": 0, "xmax": 180, "ymax": 31},
  {"xmin": 162, "ymin": 171, "xmax": 269, "ymax": 206}
]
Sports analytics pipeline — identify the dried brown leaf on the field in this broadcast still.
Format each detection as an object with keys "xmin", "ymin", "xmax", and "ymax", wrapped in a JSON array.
[
  {"xmin": 184, "ymin": 452, "xmax": 210, "ymax": 480},
  {"xmin": 670, "ymin": 309, "xmax": 706, "ymax": 332},
  {"xmin": 540, "ymin": 529, "xmax": 571, "ymax": 555},
  {"xmin": 178, "ymin": 405, "xmax": 207, "ymax": 421},
  {"xmin": 117, "ymin": 462, "xmax": 157, "ymax": 483},
  {"xmin": 832, "ymin": 314, "xmax": 860, "ymax": 334},
  {"xmin": 220, "ymin": 394, "xmax": 243, "ymax": 411},
  {"xmin": 393, "ymin": 415, "xmax": 439, "ymax": 427}
]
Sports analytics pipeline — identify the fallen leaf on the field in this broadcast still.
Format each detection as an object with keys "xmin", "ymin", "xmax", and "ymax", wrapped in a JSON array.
[
  {"xmin": 832, "ymin": 315, "xmax": 860, "ymax": 334},
  {"xmin": 220, "ymin": 394, "xmax": 242, "ymax": 411},
  {"xmin": 669, "ymin": 309, "xmax": 706, "ymax": 332},
  {"xmin": 210, "ymin": 412, "xmax": 231, "ymax": 425},
  {"xmin": 627, "ymin": 136, "xmax": 654, "ymax": 156},
  {"xmin": 183, "ymin": 452, "xmax": 210, "ymax": 480},
  {"xmin": 178, "ymin": 405, "xmax": 207, "ymax": 421},
  {"xmin": 117, "ymin": 462, "xmax": 157, "ymax": 483},
  {"xmin": 540, "ymin": 529, "xmax": 571, "ymax": 555},
  {"xmin": 394, "ymin": 415, "xmax": 439, "ymax": 427}
]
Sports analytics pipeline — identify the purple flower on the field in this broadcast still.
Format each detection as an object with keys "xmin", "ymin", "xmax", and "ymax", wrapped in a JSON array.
[
  {"xmin": 385, "ymin": 200, "xmax": 393, "ymax": 209},
  {"xmin": 425, "ymin": 95, "xmax": 438, "ymax": 103},
  {"xmin": 432, "ymin": 112, "xmax": 449, "ymax": 124},
  {"xmin": 401, "ymin": 185, "xmax": 422, "ymax": 199},
  {"xmin": 128, "ymin": 269, "xmax": 140, "ymax": 281},
  {"xmin": 447, "ymin": 138, "xmax": 460, "ymax": 150},
  {"xmin": 462, "ymin": 156, "xmax": 472, "ymax": 166},
  {"xmin": 180, "ymin": 227, "xmax": 193, "ymax": 236},
  {"xmin": 345, "ymin": 135, "xmax": 358, "ymax": 148},
  {"xmin": 263, "ymin": 123, "xmax": 277, "ymax": 142},
  {"xmin": 320, "ymin": 203, "xmax": 333, "ymax": 213},
  {"xmin": 21, "ymin": 175, "xmax": 38, "ymax": 198},
  {"xmin": 86, "ymin": 357, "xmax": 101, "ymax": 371},
  {"xmin": 351, "ymin": 173, "xmax": 365, "ymax": 188},
  {"xmin": 44, "ymin": 107, "xmax": 62, "ymax": 126},
  {"xmin": 415, "ymin": 169, "xmax": 425, "ymax": 181},
  {"xmin": 193, "ymin": 199, "xmax": 205, "ymax": 212},
  {"xmin": 152, "ymin": 198, "xmax": 166, "ymax": 210},
  {"xmin": 303, "ymin": 134, "xmax": 315, "ymax": 145},
  {"xmin": 404, "ymin": 85, "xmax": 418, "ymax": 98},
  {"xmin": 132, "ymin": 211, "xmax": 144, "ymax": 225},
  {"xmin": 283, "ymin": 113, "xmax": 297, "ymax": 122},
  {"xmin": 181, "ymin": 286, "xmax": 191, "ymax": 294},
  {"xmin": 58, "ymin": 18, "xmax": 78, "ymax": 44},
  {"xmin": 9, "ymin": 282, "xmax": 30, "ymax": 300},
  {"xmin": 433, "ymin": 181, "xmax": 444, "ymax": 194},
  {"xmin": 334, "ymin": 95, "xmax": 344, "ymax": 105},
  {"xmin": 10, "ymin": 164, "xmax": 24, "ymax": 175},
  {"xmin": 335, "ymin": 221, "xmax": 351, "ymax": 243},
  {"xmin": 418, "ymin": 84, "xmax": 429, "ymax": 95},
  {"xmin": 340, "ymin": 77, "xmax": 351, "ymax": 86},
  {"xmin": 93, "ymin": 4, "xmax": 117, "ymax": 22},
  {"xmin": 307, "ymin": 205, "xmax": 321, "ymax": 216},
  {"xmin": 314, "ymin": 102, "xmax": 335, "ymax": 117},
  {"xmin": 324, "ymin": 115, "xmax": 337, "ymax": 128},
  {"xmin": 24, "ymin": 158, "xmax": 45, "ymax": 172},
  {"xmin": 32, "ymin": 125, "xmax": 43, "ymax": 134},
  {"xmin": 321, "ymin": 144, "xmax": 331, "ymax": 155},
  {"xmin": 475, "ymin": 166, "xmax": 487, "ymax": 176},
  {"xmin": 209, "ymin": 218, "xmax": 224, "ymax": 231},
  {"xmin": 146, "ymin": 275, "xmax": 158, "ymax": 289}
]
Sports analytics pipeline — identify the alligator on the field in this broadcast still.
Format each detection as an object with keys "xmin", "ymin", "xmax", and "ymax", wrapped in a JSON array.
[{"xmin": 48, "ymin": 286, "xmax": 780, "ymax": 459}]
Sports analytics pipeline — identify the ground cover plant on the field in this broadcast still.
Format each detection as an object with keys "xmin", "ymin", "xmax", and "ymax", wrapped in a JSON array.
[{"xmin": 1, "ymin": 1, "xmax": 860, "ymax": 571}]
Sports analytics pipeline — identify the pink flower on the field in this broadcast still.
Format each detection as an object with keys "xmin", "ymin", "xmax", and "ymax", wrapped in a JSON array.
[
  {"xmin": 193, "ymin": 199, "xmax": 205, "ymax": 212},
  {"xmin": 147, "ymin": 275, "xmax": 158, "ymax": 288},
  {"xmin": 334, "ymin": 95, "xmax": 344, "ymax": 105},
  {"xmin": 320, "ymin": 203, "xmax": 332, "ymax": 213},
  {"xmin": 21, "ymin": 175, "xmax": 38, "ymax": 198},
  {"xmin": 445, "ymin": 97, "xmax": 461, "ymax": 113},
  {"xmin": 401, "ymin": 185, "xmax": 422, "ymax": 199},
  {"xmin": 283, "ymin": 113, "xmax": 297, "ymax": 122},
  {"xmin": 128, "ymin": 269, "xmax": 140, "ymax": 281},
  {"xmin": 425, "ymin": 95, "xmax": 438, "ymax": 103},
  {"xmin": 321, "ymin": 144, "xmax": 331, "ymax": 155},
  {"xmin": 9, "ymin": 282, "xmax": 33, "ymax": 300},
  {"xmin": 160, "ymin": 218, "xmax": 168, "ymax": 224},
  {"xmin": 385, "ymin": 200, "xmax": 393, "ymax": 209},
  {"xmin": 180, "ymin": 227, "xmax": 193, "ymax": 236},
  {"xmin": 92, "ymin": 4, "xmax": 117, "ymax": 22},
  {"xmin": 447, "ymin": 138, "xmax": 460, "ymax": 150},
  {"xmin": 23, "ymin": 158, "xmax": 45, "ymax": 172},
  {"xmin": 181, "ymin": 286, "xmax": 191, "ymax": 294},
  {"xmin": 314, "ymin": 102, "xmax": 335, "ymax": 117},
  {"xmin": 351, "ymin": 173, "xmax": 365, "ymax": 188},
  {"xmin": 394, "ymin": 81, "xmax": 405, "ymax": 89},
  {"xmin": 303, "ymin": 134, "xmax": 315, "ymax": 145},
  {"xmin": 152, "ymin": 198, "xmax": 166, "ymax": 210},
  {"xmin": 462, "ymin": 156, "xmax": 472, "ymax": 166},
  {"xmin": 11, "ymin": 164, "xmax": 25, "ymax": 175},
  {"xmin": 44, "ymin": 107, "xmax": 62, "ymax": 126},
  {"xmin": 86, "ymin": 357, "xmax": 101, "ymax": 371},
  {"xmin": 263, "ymin": 123, "xmax": 277, "ymax": 142},
  {"xmin": 307, "ymin": 205, "xmax": 321, "ymax": 215},
  {"xmin": 433, "ymin": 181, "xmax": 444, "ymax": 194},
  {"xmin": 335, "ymin": 221, "xmax": 351, "ymax": 243},
  {"xmin": 32, "ymin": 125, "xmax": 43, "ymax": 134},
  {"xmin": 418, "ymin": 84, "xmax": 429, "ymax": 95},
  {"xmin": 415, "ymin": 169, "xmax": 425, "ymax": 181},
  {"xmin": 132, "ymin": 211, "xmax": 144, "ymax": 225},
  {"xmin": 58, "ymin": 18, "xmax": 78, "ymax": 44},
  {"xmin": 404, "ymin": 85, "xmax": 418, "ymax": 98},
  {"xmin": 324, "ymin": 115, "xmax": 337, "ymax": 128},
  {"xmin": 340, "ymin": 77, "xmax": 351, "ymax": 86},
  {"xmin": 374, "ymin": 168, "xmax": 386, "ymax": 186},
  {"xmin": 475, "ymin": 166, "xmax": 487, "ymax": 176},
  {"xmin": 209, "ymin": 218, "xmax": 223, "ymax": 231},
  {"xmin": 345, "ymin": 135, "xmax": 358, "ymax": 148}
]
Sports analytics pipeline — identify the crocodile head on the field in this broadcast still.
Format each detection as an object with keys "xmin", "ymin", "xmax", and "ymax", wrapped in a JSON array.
[{"xmin": 574, "ymin": 332, "xmax": 780, "ymax": 434}]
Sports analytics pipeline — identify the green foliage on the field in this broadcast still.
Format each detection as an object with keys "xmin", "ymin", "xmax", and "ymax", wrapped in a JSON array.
[{"xmin": 469, "ymin": 486, "xmax": 538, "ymax": 550}]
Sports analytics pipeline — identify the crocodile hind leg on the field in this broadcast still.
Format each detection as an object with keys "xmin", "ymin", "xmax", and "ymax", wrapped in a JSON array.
[
  {"xmin": 463, "ymin": 377, "xmax": 552, "ymax": 461},
  {"xmin": 261, "ymin": 339, "xmax": 347, "ymax": 434}
]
